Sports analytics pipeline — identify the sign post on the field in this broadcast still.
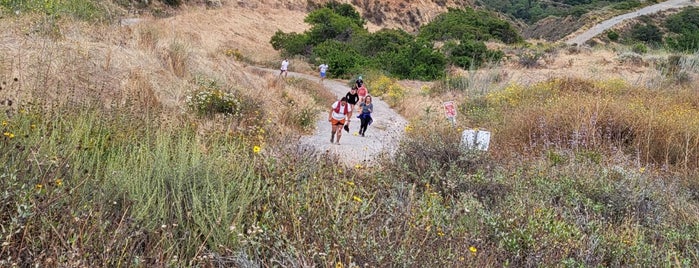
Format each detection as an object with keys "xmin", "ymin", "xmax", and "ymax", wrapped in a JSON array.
[{"xmin": 443, "ymin": 101, "xmax": 456, "ymax": 127}]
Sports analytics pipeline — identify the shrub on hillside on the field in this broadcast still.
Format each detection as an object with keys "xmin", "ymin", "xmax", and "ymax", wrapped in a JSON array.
[
  {"xmin": 446, "ymin": 39, "xmax": 504, "ymax": 69},
  {"xmin": 607, "ymin": 30, "xmax": 620, "ymax": 42},
  {"xmin": 418, "ymin": 7, "xmax": 522, "ymax": 44},
  {"xmin": 665, "ymin": 30, "xmax": 699, "ymax": 53},
  {"xmin": 270, "ymin": 31, "xmax": 310, "ymax": 57},
  {"xmin": 628, "ymin": 23, "xmax": 663, "ymax": 46},
  {"xmin": 311, "ymin": 40, "xmax": 365, "ymax": 78},
  {"xmin": 664, "ymin": 7, "xmax": 699, "ymax": 34},
  {"xmin": 185, "ymin": 77, "xmax": 262, "ymax": 121}
]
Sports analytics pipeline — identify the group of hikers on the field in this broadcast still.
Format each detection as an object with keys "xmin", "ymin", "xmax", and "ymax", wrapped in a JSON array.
[
  {"xmin": 279, "ymin": 59, "xmax": 374, "ymax": 145},
  {"xmin": 329, "ymin": 76, "xmax": 372, "ymax": 145}
]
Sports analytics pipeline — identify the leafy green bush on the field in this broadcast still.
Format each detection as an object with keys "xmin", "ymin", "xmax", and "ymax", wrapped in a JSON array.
[
  {"xmin": 612, "ymin": 0, "xmax": 641, "ymax": 10},
  {"xmin": 447, "ymin": 39, "xmax": 504, "ymax": 69},
  {"xmin": 664, "ymin": 7, "xmax": 699, "ymax": 34},
  {"xmin": 607, "ymin": 30, "xmax": 620, "ymax": 41},
  {"xmin": 360, "ymin": 28, "xmax": 414, "ymax": 56},
  {"xmin": 629, "ymin": 23, "xmax": 663, "ymax": 46},
  {"xmin": 304, "ymin": 7, "xmax": 365, "ymax": 45},
  {"xmin": 632, "ymin": 43, "xmax": 648, "ymax": 54},
  {"xmin": 270, "ymin": 31, "xmax": 310, "ymax": 57},
  {"xmin": 666, "ymin": 30, "xmax": 699, "ymax": 52},
  {"xmin": 418, "ymin": 8, "xmax": 522, "ymax": 44},
  {"xmin": 311, "ymin": 40, "xmax": 365, "ymax": 78}
]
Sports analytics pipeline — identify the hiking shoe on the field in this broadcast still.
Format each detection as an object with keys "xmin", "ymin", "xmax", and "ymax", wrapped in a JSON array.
[{"xmin": 330, "ymin": 135, "xmax": 334, "ymax": 143}]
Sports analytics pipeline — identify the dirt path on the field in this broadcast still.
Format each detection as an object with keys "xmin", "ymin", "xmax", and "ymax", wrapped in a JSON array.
[
  {"xmin": 254, "ymin": 67, "xmax": 408, "ymax": 167},
  {"xmin": 564, "ymin": 0, "xmax": 698, "ymax": 45}
]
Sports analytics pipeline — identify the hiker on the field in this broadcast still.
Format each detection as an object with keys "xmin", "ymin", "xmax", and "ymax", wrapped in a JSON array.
[
  {"xmin": 280, "ymin": 58, "xmax": 289, "ymax": 78},
  {"xmin": 355, "ymin": 75, "xmax": 364, "ymax": 88},
  {"xmin": 345, "ymin": 86, "xmax": 360, "ymax": 114},
  {"xmin": 329, "ymin": 97, "xmax": 352, "ymax": 145},
  {"xmin": 318, "ymin": 63, "xmax": 329, "ymax": 83},
  {"xmin": 357, "ymin": 83, "xmax": 368, "ymax": 104},
  {"xmin": 357, "ymin": 95, "xmax": 373, "ymax": 137}
]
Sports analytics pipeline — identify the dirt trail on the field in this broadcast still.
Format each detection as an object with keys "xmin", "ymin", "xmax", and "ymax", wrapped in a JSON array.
[
  {"xmin": 251, "ymin": 67, "xmax": 408, "ymax": 167},
  {"xmin": 564, "ymin": 0, "xmax": 698, "ymax": 45}
]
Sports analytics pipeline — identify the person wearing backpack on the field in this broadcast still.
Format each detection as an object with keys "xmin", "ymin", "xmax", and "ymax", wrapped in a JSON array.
[{"xmin": 329, "ymin": 97, "xmax": 353, "ymax": 145}]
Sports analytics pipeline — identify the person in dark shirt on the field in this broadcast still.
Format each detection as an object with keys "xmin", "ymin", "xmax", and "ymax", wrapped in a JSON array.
[{"xmin": 345, "ymin": 86, "xmax": 360, "ymax": 112}]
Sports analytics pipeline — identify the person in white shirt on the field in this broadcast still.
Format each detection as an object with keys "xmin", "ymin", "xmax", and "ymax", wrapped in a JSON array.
[
  {"xmin": 328, "ymin": 97, "xmax": 352, "ymax": 145},
  {"xmin": 318, "ymin": 63, "xmax": 329, "ymax": 83},
  {"xmin": 280, "ymin": 58, "xmax": 289, "ymax": 78}
]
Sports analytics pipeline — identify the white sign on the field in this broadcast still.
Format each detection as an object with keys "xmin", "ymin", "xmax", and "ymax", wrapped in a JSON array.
[{"xmin": 461, "ymin": 129, "xmax": 490, "ymax": 151}]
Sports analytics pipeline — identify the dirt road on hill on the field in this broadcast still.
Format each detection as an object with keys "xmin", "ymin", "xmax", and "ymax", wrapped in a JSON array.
[
  {"xmin": 252, "ymin": 67, "xmax": 408, "ymax": 167},
  {"xmin": 565, "ymin": 0, "xmax": 698, "ymax": 45}
]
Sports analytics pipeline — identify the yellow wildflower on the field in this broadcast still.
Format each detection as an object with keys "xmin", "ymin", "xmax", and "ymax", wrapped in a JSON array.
[
  {"xmin": 253, "ymin": 145, "xmax": 261, "ymax": 154},
  {"xmin": 35, "ymin": 184, "xmax": 43, "ymax": 190},
  {"xmin": 469, "ymin": 246, "xmax": 477, "ymax": 253},
  {"xmin": 353, "ymin": 196, "xmax": 362, "ymax": 203},
  {"xmin": 354, "ymin": 164, "xmax": 362, "ymax": 169},
  {"xmin": 1, "ymin": 121, "xmax": 6, "ymax": 126},
  {"xmin": 639, "ymin": 167, "xmax": 645, "ymax": 173},
  {"xmin": 346, "ymin": 181, "xmax": 355, "ymax": 186},
  {"xmin": 437, "ymin": 231, "xmax": 445, "ymax": 237},
  {"xmin": 55, "ymin": 178, "xmax": 63, "ymax": 186}
]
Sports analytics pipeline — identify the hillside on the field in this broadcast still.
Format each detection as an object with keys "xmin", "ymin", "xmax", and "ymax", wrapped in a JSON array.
[{"xmin": 2, "ymin": 1, "xmax": 699, "ymax": 267}]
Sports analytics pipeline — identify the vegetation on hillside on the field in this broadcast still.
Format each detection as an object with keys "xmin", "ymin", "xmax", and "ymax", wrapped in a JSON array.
[
  {"xmin": 478, "ymin": 0, "xmax": 649, "ymax": 24},
  {"xmin": 605, "ymin": 7, "xmax": 699, "ymax": 53},
  {"xmin": 271, "ymin": 3, "xmax": 519, "ymax": 80},
  {"xmin": 1, "ymin": 1, "xmax": 699, "ymax": 267}
]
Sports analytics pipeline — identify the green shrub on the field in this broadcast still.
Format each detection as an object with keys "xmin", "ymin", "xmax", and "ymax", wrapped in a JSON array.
[
  {"xmin": 270, "ymin": 31, "xmax": 310, "ymax": 57},
  {"xmin": 629, "ymin": 23, "xmax": 663, "ymax": 46},
  {"xmin": 311, "ymin": 40, "xmax": 365, "ymax": 78},
  {"xmin": 418, "ymin": 7, "xmax": 522, "ymax": 44},
  {"xmin": 612, "ymin": 0, "xmax": 641, "ymax": 10},
  {"xmin": 666, "ymin": 30, "xmax": 699, "ymax": 53},
  {"xmin": 632, "ymin": 43, "xmax": 648, "ymax": 54},
  {"xmin": 304, "ymin": 7, "xmax": 365, "ymax": 45},
  {"xmin": 664, "ymin": 7, "xmax": 699, "ymax": 34},
  {"xmin": 361, "ymin": 28, "xmax": 414, "ymax": 56},
  {"xmin": 447, "ymin": 39, "xmax": 504, "ymax": 69},
  {"xmin": 607, "ymin": 30, "xmax": 620, "ymax": 41}
]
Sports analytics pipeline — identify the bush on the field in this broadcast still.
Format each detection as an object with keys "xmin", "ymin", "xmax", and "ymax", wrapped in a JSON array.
[
  {"xmin": 664, "ymin": 7, "xmax": 699, "ymax": 34},
  {"xmin": 270, "ymin": 31, "xmax": 310, "ymax": 57},
  {"xmin": 311, "ymin": 40, "xmax": 365, "ymax": 78},
  {"xmin": 607, "ymin": 31, "xmax": 620, "ymax": 42},
  {"xmin": 518, "ymin": 51, "xmax": 542, "ymax": 68},
  {"xmin": 447, "ymin": 39, "xmax": 504, "ymax": 69},
  {"xmin": 186, "ymin": 77, "xmax": 241, "ymax": 117},
  {"xmin": 666, "ymin": 30, "xmax": 699, "ymax": 53},
  {"xmin": 632, "ymin": 43, "xmax": 648, "ymax": 54},
  {"xmin": 418, "ymin": 7, "xmax": 522, "ymax": 44},
  {"xmin": 629, "ymin": 23, "xmax": 663, "ymax": 46}
]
